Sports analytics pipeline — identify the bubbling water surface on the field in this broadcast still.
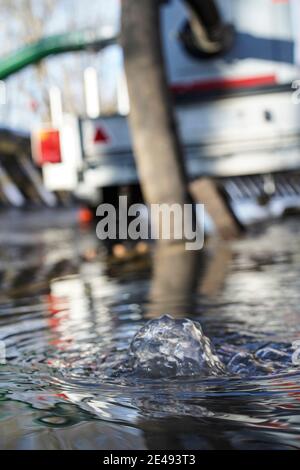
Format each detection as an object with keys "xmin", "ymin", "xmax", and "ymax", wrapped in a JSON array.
[{"xmin": 1, "ymin": 212, "xmax": 300, "ymax": 449}]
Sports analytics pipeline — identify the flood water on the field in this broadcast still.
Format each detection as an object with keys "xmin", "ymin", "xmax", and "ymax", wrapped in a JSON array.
[{"xmin": 1, "ymin": 210, "xmax": 300, "ymax": 449}]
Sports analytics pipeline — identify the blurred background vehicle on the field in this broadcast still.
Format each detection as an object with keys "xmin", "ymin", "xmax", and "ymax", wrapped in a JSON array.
[{"xmin": 1, "ymin": 0, "xmax": 300, "ymax": 228}]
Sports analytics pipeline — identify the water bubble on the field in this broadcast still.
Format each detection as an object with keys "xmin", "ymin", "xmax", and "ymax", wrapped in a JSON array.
[
  {"xmin": 126, "ymin": 315, "xmax": 226, "ymax": 378},
  {"xmin": 255, "ymin": 346, "xmax": 290, "ymax": 362},
  {"xmin": 227, "ymin": 351, "xmax": 258, "ymax": 375},
  {"xmin": 227, "ymin": 351, "xmax": 273, "ymax": 376},
  {"xmin": 39, "ymin": 416, "xmax": 69, "ymax": 426}
]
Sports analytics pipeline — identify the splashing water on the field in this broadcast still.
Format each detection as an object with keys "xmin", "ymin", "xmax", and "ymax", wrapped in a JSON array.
[
  {"xmin": 99, "ymin": 316, "xmax": 296, "ymax": 380},
  {"xmin": 2, "ymin": 213, "xmax": 300, "ymax": 449},
  {"xmin": 125, "ymin": 315, "xmax": 225, "ymax": 378}
]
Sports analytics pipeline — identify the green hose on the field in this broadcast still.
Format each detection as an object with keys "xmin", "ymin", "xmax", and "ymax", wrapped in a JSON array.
[{"xmin": 0, "ymin": 29, "xmax": 118, "ymax": 80}]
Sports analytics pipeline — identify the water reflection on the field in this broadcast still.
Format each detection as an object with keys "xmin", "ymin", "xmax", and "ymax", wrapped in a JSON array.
[
  {"xmin": 1, "ymin": 211, "xmax": 300, "ymax": 449},
  {"xmin": 147, "ymin": 241, "xmax": 232, "ymax": 317}
]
